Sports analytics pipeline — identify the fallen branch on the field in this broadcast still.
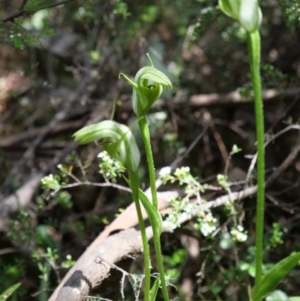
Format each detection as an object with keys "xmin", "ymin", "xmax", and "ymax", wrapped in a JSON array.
[
  {"xmin": 54, "ymin": 228, "xmax": 144, "ymax": 301},
  {"xmin": 52, "ymin": 185, "xmax": 257, "ymax": 301},
  {"xmin": 1, "ymin": 85, "xmax": 84, "ymax": 191},
  {"xmin": 0, "ymin": 118, "xmax": 88, "ymax": 147},
  {"xmin": 0, "ymin": 142, "xmax": 77, "ymax": 231},
  {"xmin": 153, "ymin": 87, "xmax": 300, "ymax": 108},
  {"xmin": 50, "ymin": 142, "xmax": 300, "ymax": 301},
  {"xmin": 187, "ymin": 88, "xmax": 300, "ymax": 107},
  {"xmin": 0, "ymin": 173, "xmax": 43, "ymax": 231}
]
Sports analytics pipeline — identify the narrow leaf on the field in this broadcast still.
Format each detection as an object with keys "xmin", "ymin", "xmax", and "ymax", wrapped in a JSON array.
[
  {"xmin": 138, "ymin": 189, "xmax": 163, "ymax": 235},
  {"xmin": 124, "ymin": 177, "xmax": 162, "ymax": 235},
  {"xmin": 252, "ymin": 253, "xmax": 300, "ymax": 301},
  {"xmin": 0, "ymin": 283, "xmax": 21, "ymax": 300},
  {"xmin": 150, "ymin": 277, "xmax": 160, "ymax": 301}
]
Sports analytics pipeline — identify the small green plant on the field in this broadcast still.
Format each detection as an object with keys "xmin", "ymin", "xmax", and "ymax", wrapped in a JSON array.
[
  {"xmin": 268, "ymin": 223, "xmax": 284, "ymax": 249},
  {"xmin": 218, "ymin": 1, "xmax": 300, "ymax": 300},
  {"xmin": 74, "ymin": 59, "xmax": 172, "ymax": 301}
]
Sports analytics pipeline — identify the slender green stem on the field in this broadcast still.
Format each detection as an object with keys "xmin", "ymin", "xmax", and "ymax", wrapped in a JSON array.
[
  {"xmin": 129, "ymin": 170, "xmax": 151, "ymax": 301},
  {"xmin": 138, "ymin": 115, "xmax": 170, "ymax": 301},
  {"xmin": 247, "ymin": 30, "xmax": 265, "ymax": 296},
  {"xmin": 138, "ymin": 116, "xmax": 159, "ymax": 210},
  {"xmin": 152, "ymin": 231, "xmax": 170, "ymax": 301}
]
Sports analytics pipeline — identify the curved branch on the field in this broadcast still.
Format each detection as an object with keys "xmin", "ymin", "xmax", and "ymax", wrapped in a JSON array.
[
  {"xmin": 50, "ymin": 142, "xmax": 300, "ymax": 301},
  {"xmin": 55, "ymin": 228, "xmax": 144, "ymax": 301}
]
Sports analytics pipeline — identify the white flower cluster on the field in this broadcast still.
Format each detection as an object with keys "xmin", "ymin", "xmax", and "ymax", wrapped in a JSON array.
[
  {"xmin": 98, "ymin": 150, "xmax": 125, "ymax": 180},
  {"xmin": 41, "ymin": 174, "xmax": 61, "ymax": 190},
  {"xmin": 174, "ymin": 166, "xmax": 190, "ymax": 178},
  {"xmin": 159, "ymin": 166, "xmax": 172, "ymax": 177},
  {"xmin": 199, "ymin": 213, "xmax": 217, "ymax": 237},
  {"xmin": 231, "ymin": 225, "xmax": 248, "ymax": 242}
]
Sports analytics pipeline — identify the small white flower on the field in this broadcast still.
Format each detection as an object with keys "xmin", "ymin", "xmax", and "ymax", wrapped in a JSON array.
[
  {"xmin": 97, "ymin": 151, "xmax": 107, "ymax": 158},
  {"xmin": 163, "ymin": 220, "xmax": 176, "ymax": 232},
  {"xmin": 201, "ymin": 222, "xmax": 216, "ymax": 237},
  {"xmin": 236, "ymin": 232, "xmax": 248, "ymax": 242},
  {"xmin": 46, "ymin": 174, "xmax": 54, "ymax": 181},
  {"xmin": 231, "ymin": 226, "xmax": 248, "ymax": 242},
  {"xmin": 237, "ymin": 225, "xmax": 244, "ymax": 232},
  {"xmin": 206, "ymin": 213, "xmax": 213, "ymax": 222},
  {"xmin": 180, "ymin": 212, "xmax": 190, "ymax": 221},
  {"xmin": 159, "ymin": 166, "xmax": 171, "ymax": 177}
]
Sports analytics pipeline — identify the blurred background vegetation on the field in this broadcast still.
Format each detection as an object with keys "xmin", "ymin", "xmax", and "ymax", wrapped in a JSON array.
[{"xmin": 0, "ymin": 0, "xmax": 300, "ymax": 300}]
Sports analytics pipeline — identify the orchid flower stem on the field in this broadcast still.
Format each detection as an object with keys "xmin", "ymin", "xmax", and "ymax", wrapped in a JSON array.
[
  {"xmin": 129, "ymin": 170, "xmax": 151, "ymax": 301},
  {"xmin": 138, "ymin": 115, "xmax": 170, "ymax": 301},
  {"xmin": 247, "ymin": 30, "xmax": 265, "ymax": 297},
  {"xmin": 138, "ymin": 116, "xmax": 159, "ymax": 210},
  {"xmin": 152, "ymin": 231, "xmax": 170, "ymax": 301}
]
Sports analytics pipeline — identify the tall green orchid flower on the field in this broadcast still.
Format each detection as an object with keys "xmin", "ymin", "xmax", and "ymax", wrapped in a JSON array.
[
  {"xmin": 120, "ymin": 61, "xmax": 172, "ymax": 117},
  {"xmin": 219, "ymin": 1, "xmax": 265, "ymax": 293},
  {"xmin": 74, "ymin": 120, "xmax": 152, "ymax": 301},
  {"xmin": 73, "ymin": 120, "xmax": 140, "ymax": 172},
  {"xmin": 218, "ymin": 2, "xmax": 300, "ymax": 301},
  {"xmin": 219, "ymin": 0, "xmax": 262, "ymax": 32},
  {"xmin": 121, "ymin": 59, "xmax": 172, "ymax": 301}
]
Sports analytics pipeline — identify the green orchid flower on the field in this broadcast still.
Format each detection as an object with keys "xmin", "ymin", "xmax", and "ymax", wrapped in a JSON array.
[
  {"xmin": 73, "ymin": 120, "xmax": 140, "ymax": 172},
  {"xmin": 219, "ymin": 0, "xmax": 262, "ymax": 32},
  {"xmin": 120, "ymin": 59, "xmax": 172, "ymax": 117}
]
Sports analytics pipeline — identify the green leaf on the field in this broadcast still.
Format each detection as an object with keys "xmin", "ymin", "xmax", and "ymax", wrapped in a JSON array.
[
  {"xmin": 252, "ymin": 252, "xmax": 300, "ymax": 301},
  {"xmin": 0, "ymin": 283, "xmax": 21, "ymax": 301},
  {"xmin": 138, "ymin": 189, "xmax": 163, "ymax": 236},
  {"xmin": 150, "ymin": 277, "xmax": 160, "ymax": 301},
  {"xmin": 289, "ymin": 297, "xmax": 300, "ymax": 301},
  {"xmin": 73, "ymin": 120, "xmax": 140, "ymax": 172},
  {"xmin": 123, "ymin": 177, "xmax": 162, "ymax": 235}
]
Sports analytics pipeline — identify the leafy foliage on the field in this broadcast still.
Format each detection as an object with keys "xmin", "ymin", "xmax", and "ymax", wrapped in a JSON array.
[
  {"xmin": 1, "ymin": 0, "xmax": 300, "ymax": 300},
  {"xmin": 279, "ymin": 0, "xmax": 300, "ymax": 30}
]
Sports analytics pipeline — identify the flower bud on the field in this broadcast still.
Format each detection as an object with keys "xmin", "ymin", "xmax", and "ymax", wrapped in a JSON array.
[
  {"xmin": 219, "ymin": 0, "xmax": 262, "ymax": 32},
  {"xmin": 120, "ymin": 64, "xmax": 172, "ymax": 117},
  {"xmin": 73, "ymin": 120, "xmax": 140, "ymax": 172}
]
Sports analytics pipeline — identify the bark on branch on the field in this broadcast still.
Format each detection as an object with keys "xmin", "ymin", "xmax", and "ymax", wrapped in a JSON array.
[
  {"xmin": 50, "ymin": 143, "xmax": 300, "ymax": 301},
  {"xmin": 55, "ymin": 228, "xmax": 144, "ymax": 301}
]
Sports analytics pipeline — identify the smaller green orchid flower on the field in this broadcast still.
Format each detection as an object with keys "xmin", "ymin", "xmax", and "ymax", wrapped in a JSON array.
[
  {"xmin": 219, "ymin": 0, "xmax": 262, "ymax": 32},
  {"xmin": 120, "ymin": 57, "xmax": 172, "ymax": 117},
  {"xmin": 73, "ymin": 120, "xmax": 140, "ymax": 172}
]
